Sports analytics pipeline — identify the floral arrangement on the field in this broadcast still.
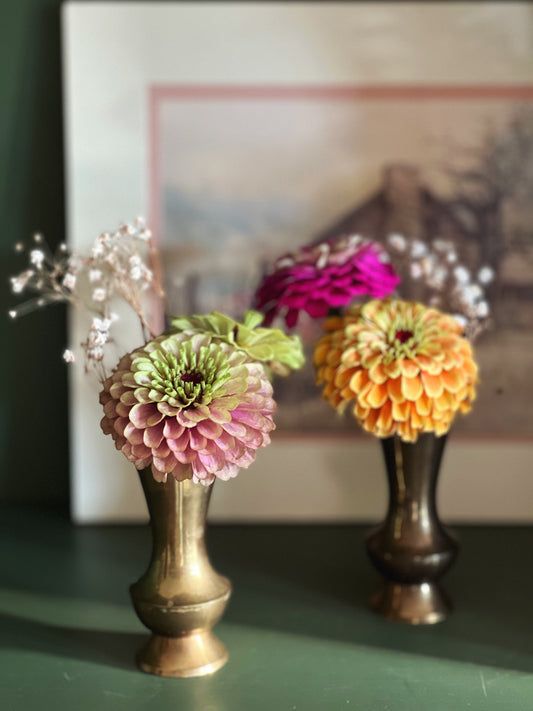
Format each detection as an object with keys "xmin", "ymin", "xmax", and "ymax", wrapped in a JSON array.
[
  {"xmin": 254, "ymin": 231, "xmax": 490, "ymax": 443},
  {"xmin": 10, "ymin": 220, "xmax": 304, "ymax": 484}
]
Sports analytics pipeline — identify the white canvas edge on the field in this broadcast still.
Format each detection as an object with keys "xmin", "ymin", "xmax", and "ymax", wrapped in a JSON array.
[{"xmin": 62, "ymin": 2, "xmax": 533, "ymax": 523}]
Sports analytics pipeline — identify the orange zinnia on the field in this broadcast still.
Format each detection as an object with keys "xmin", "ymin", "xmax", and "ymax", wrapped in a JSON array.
[{"xmin": 314, "ymin": 299, "xmax": 478, "ymax": 442}]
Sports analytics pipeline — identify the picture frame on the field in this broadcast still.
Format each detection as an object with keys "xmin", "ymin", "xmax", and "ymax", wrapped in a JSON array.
[{"xmin": 63, "ymin": 1, "xmax": 533, "ymax": 523}]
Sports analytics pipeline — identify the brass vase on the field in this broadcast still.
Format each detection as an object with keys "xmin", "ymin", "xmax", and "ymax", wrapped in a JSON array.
[
  {"xmin": 130, "ymin": 469, "xmax": 232, "ymax": 677},
  {"xmin": 366, "ymin": 433, "xmax": 458, "ymax": 624}
]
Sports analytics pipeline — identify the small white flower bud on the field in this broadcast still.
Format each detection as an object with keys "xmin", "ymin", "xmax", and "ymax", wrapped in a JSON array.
[
  {"xmin": 465, "ymin": 284, "xmax": 483, "ymax": 301},
  {"xmin": 387, "ymin": 233, "xmax": 407, "ymax": 252},
  {"xmin": 477, "ymin": 266, "xmax": 494, "ymax": 285},
  {"xmin": 476, "ymin": 300, "xmax": 489, "ymax": 318},
  {"xmin": 92, "ymin": 243, "xmax": 105, "ymax": 258},
  {"xmin": 88, "ymin": 345, "xmax": 104, "ymax": 361},
  {"xmin": 428, "ymin": 265, "xmax": 448, "ymax": 289},
  {"xmin": 92, "ymin": 287, "xmax": 106, "ymax": 302},
  {"xmin": 453, "ymin": 314, "xmax": 468, "ymax": 330},
  {"xmin": 62, "ymin": 273, "xmax": 77, "ymax": 290},
  {"xmin": 30, "ymin": 249, "xmax": 45, "ymax": 269},
  {"xmin": 409, "ymin": 263, "xmax": 423, "ymax": 279},
  {"xmin": 10, "ymin": 277, "xmax": 24, "ymax": 293},
  {"xmin": 453, "ymin": 265, "xmax": 470, "ymax": 285},
  {"xmin": 420, "ymin": 255, "xmax": 437, "ymax": 276},
  {"xmin": 411, "ymin": 240, "xmax": 427, "ymax": 258}
]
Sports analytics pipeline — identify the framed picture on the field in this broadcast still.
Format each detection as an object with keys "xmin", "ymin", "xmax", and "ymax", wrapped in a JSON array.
[{"xmin": 63, "ymin": 2, "xmax": 533, "ymax": 523}]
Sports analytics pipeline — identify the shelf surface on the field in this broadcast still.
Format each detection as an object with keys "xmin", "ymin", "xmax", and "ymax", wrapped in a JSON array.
[{"xmin": 0, "ymin": 505, "xmax": 532, "ymax": 710}]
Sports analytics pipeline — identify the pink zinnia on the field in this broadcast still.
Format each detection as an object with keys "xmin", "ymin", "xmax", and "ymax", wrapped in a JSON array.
[
  {"xmin": 255, "ymin": 235, "xmax": 400, "ymax": 328},
  {"xmin": 99, "ymin": 331, "xmax": 276, "ymax": 484}
]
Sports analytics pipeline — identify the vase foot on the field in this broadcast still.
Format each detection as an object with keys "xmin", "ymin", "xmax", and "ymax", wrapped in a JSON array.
[
  {"xmin": 136, "ymin": 631, "xmax": 228, "ymax": 678},
  {"xmin": 371, "ymin": 580, "xmax": 452, "ymax": 625}
]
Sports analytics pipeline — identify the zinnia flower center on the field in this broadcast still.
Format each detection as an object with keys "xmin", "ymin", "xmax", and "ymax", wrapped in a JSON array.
[
  {"xmin": 140, "ymin": 343, "xmax": 232, "ymax": 408},
  {"xmin": 180, "ymin": 370, "xmax": 203, "ymax": 384},
  {"xmin": 395, "ymin": 329, "xmax": 413, "ymax": 344},
  {"xmin": 380, "ymin": 321, "xmax": 420, "ymax": 363}
]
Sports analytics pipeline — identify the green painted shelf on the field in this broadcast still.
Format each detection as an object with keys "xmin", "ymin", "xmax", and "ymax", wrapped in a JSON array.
[{"xmin": 0, "ymin": 505, "xmax": 532, "ymax": 710}]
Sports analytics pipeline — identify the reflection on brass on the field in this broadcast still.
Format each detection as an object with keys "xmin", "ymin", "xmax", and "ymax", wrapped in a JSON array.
[
  {"xmin": 130, "ymin": 470, "xmax": 231, "ymax": 677},
  {"xmin": 366, "ymin": 433, "xmax": 458, "ymax": 624}
]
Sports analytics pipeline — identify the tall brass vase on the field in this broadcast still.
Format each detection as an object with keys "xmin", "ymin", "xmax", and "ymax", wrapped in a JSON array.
[
  {"xmin": 130, "ymin": 469, "xmax": 232, "ymax": 677},
  {"xmin": 366, "ymin": 433, "xmax": 458, "ymax": 624}
]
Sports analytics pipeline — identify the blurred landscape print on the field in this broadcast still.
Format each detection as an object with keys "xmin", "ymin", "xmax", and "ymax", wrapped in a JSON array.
[{"xmin": 154, "ymin": 89, "xmax": 533, "ymax": 436}]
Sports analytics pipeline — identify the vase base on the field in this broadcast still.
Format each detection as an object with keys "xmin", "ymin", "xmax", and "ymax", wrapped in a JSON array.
[
  {"xmin": 371, "ymin": 581, "xmax": 451, "ymax": 625},
  {"xmin": 136, "ymin": 631, "xmax": 228, "ymax": 678}
]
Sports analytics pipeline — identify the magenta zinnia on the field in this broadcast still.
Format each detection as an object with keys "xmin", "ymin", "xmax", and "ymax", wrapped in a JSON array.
[
  {"xmin": 100, "ymin": 331, "xmax": 276, "ymax": 484},
  {"xmin": 255, "ymin": 235, "xmax": 400, "ymax": 328}
]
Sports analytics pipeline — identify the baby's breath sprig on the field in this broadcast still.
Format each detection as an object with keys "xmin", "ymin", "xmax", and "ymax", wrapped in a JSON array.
[
  {"xmin": 85, "ymin": 218, "xmax": 164, "ymax": 344},
  {"xmin": 386, "ymin": 233, "xmax": 494, "ymax": 341},
  {"xmin": 9, "ymin": 218, "xmax": 165, "ymax": 380},
  {"xmin": 9, "ymin": 233, "xmax": 79, "ymax": 318}
]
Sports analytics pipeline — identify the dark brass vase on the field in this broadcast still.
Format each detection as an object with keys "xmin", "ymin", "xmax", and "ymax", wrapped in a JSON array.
[
  {"xmin": 366, "ymin": 433, "xmax": 458, "ymax": 624},
  {"xmin": 130, "ymin": 469, "xmax": 232, "ymax": 677}
]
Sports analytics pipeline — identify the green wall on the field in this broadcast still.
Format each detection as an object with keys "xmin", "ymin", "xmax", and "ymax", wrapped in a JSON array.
[{"xmin": 1, "ymin": 0, "xmax": 68, "ymax": 508}]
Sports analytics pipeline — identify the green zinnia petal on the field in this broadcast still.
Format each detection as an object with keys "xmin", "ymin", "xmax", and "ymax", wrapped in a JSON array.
[{"xmin": 170, "ymin": 310, "xmax": 305, "ymax": 374}]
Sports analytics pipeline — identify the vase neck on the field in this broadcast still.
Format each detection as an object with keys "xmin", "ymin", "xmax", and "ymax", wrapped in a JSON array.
[
  {"xmin": 138, "ymin": 470, "xmax": 212, "ymax": 573},
  {"xmin": 380, "ymin": 434, "xmax": 447, "ymax": 533}
]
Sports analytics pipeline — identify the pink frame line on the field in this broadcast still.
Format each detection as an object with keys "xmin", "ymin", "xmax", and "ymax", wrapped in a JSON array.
[{"xmin": 148, "ymin": 82, "xmax": 533, "ymax": 245}]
